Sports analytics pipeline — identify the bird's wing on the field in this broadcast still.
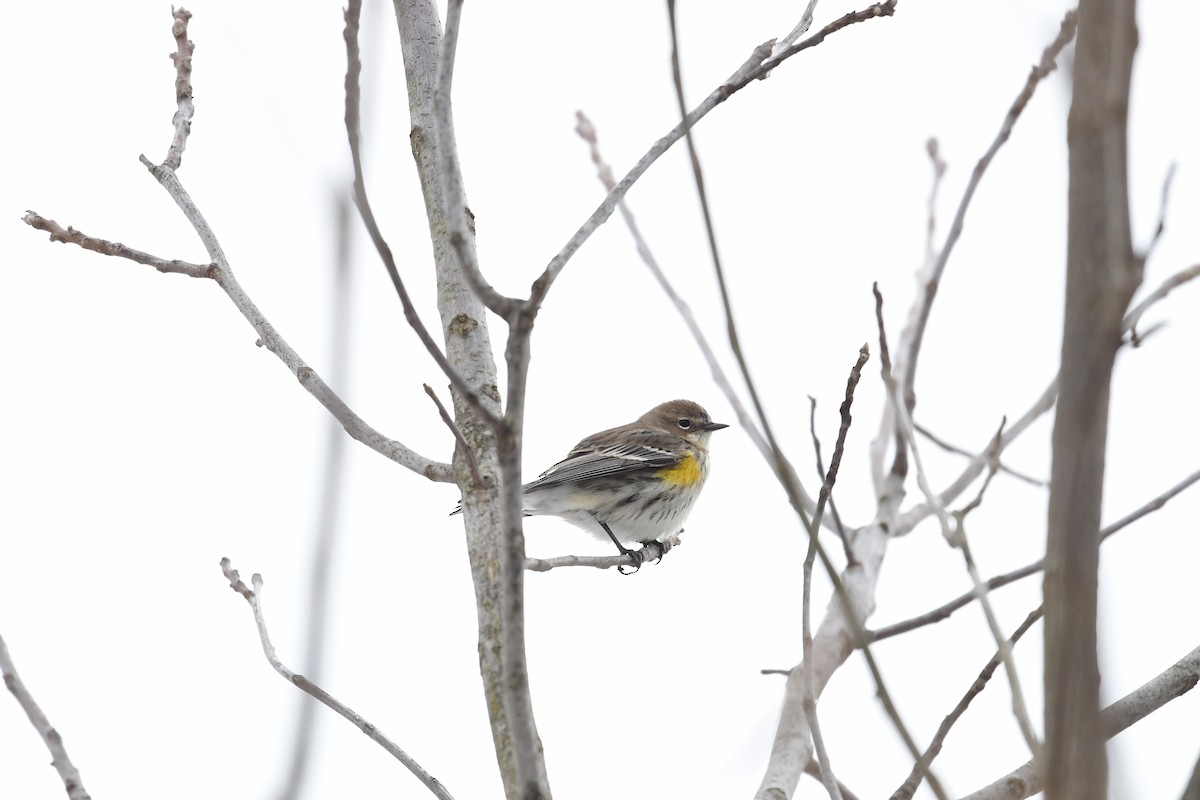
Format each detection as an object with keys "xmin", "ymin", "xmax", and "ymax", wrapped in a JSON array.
[{"xmin": 524, "ymin": 429, "xmax": 681, "ymax": 489}]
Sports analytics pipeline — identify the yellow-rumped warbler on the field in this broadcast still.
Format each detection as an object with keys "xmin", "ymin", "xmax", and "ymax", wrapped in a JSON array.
[{"xmin": 520, "ymin": 399, "xmax": 727, "ymax": 570}]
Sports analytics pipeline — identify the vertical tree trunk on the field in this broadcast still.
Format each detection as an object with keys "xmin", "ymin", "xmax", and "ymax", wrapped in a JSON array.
[
  {"xmin": 1044, "ymin": 0, "xmax": 1139, "ymax": 796},
  {"xmin": 393, "ymin": 1, "xmax": 518, "ymax": 795}
]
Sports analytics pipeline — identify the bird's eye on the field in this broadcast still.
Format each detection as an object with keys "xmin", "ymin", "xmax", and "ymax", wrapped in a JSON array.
[{"xmin": 678, "ymin": 418, "xmax": 692, "ymax": 429}]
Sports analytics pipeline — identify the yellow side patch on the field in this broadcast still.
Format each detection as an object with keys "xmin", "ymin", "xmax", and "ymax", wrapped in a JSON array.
[{"xmin": 656, "ymin": 452, "xmax": 702, "ymax": 487}]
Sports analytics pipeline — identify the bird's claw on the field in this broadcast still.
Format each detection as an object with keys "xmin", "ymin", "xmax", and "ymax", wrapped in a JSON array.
[
  {"xmin": 640, "ymin": 539, "xmax": 666, "ymax": 564},
  {"xmin": 617, "ymin": 547, "xmax": 646, "ymax": 575},
  {"xmin": 617, "ymin": 541, "xmax": 669, "ymax": 574}
]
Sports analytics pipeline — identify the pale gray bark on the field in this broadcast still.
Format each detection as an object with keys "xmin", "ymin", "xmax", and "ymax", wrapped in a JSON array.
[
  {"xmin": 392, "ymin": 2, "xmax": 549, "ymax": 797},
  {"xmin": 391, "ymin": 0, "xmax": 509, "ymax": 769}
]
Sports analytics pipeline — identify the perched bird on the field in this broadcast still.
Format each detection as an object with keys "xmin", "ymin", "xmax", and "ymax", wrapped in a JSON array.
[{"xmin": 519, "ymin": 399, "xmax": 727, "ymax": 570}]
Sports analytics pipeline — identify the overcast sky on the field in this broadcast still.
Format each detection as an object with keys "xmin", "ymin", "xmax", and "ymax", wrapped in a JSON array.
[{"xmin": 4, "ymin": 1, "xmax": 1199, "ymax": 799}]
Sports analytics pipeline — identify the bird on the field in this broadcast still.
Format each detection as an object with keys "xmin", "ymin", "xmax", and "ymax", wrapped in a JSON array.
[{"xmin": 516, "ymin": 399, "xmax": 727, "ymax": 570}]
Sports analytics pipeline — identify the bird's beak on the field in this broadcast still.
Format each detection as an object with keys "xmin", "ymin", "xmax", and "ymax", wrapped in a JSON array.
[{"xmin": 703, "ymin": 421, "xmax": 730, "ymax": 432}]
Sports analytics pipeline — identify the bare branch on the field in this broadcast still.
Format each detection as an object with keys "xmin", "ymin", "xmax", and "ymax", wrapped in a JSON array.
[
  {"xmin": 667, "ymin": 0, "xmax": 820, "ymax": 541},
  {"xmin": 756, "ymin": 508, "xmax": 949, "ymax": 800},
  {"xmin": 751, "ymin": 1, "xmax": 897, "ymax": 78},
  {"xmin": 23, "ymin": 213, "xmax": 213, "ymax": 277},
  {"xmin": 431, "ymin": 3, "xmax": 550, "ymax": 797},
  {"xmin": 220, "ymin": 560, "xmax": 455, "ymax": 800},
  {"xmin": 899, "ymin": 10, "xmax": 1078, "ymax": 410},
  {"xmin": 774, "ymin": 0, "xmax": 822, "ymax": 56},
  {"xmin": 424, "ymin": 384, "xmax": 483, "ymax": 487},
  {"xmin": 871, "ymin": 283, "xmax": 907, "ymax": 488},
  {"xmin": 1138, "ymin": 162, "xmax": 1176, "ymax": 269},
  {"xmin": 891, "ymin": 608, "xmax": 1042, "ymax": 800},
  {"xmin": 525, "ymin": 536, "xmax": 679, "ymax": 572},
  {"xmin": 914, "ymin": 420, "xmax": 1046, "ymax": 487},
  {"xmin": 0, "ymin": 635, "xmax": 91, "ymax": 800},
  {"xmin": 800, "ymin": 348, "xmax": 870, "ymax": 800},
  {"xmin": 758, "ymin": 368, "xmax": 944, "ymax": 800},
  {"xmin": 871, "ymin": 467, "xmax": 1200, "ymax": 641},
  {"xmin": 24, "ymin": 206, "xmax": 451, "ymax": 482},
  {"xmin": 922, "ymin": 138, "xmax": 948, "ymax": 271},
  {"xmin": 807, "ymin": 399, "xmax": 852, "ymax": 561},
  {"xmin": 431, "ymin": 2, "xmax": 520, "ymax": 321},
  {"xmin": 950, "ymin": 427, "xmax": 1041, "ymax": 753},
  {"xmin": 890, "ymin": 308, "xmax": 1041, "ymax": 754},
  {"xmin": 895, "ymin": 256, "xmax": 1200, "ymax": 534},
  {"xmin": 756, "ymin": 293, "xmax": 944, "ymax": 800},
  {"xmin": 161, "ymin": 7, "xmax": 195, "ymax": 170},
  {"xmin": 22, "ymin": 11, "xmax": 453, "ymax": 485},
  {"xmin": 962, "ymin": 642, "xmax": 1200, "ymax": 800},
  {"xmin": 531, "ymin": 2, "xmax": 896, "ymax": 314},
  {"xmin": 1125, "ymin": 263, "xmax": 1200, "ymax": 344},
  {"xmin": 392, "ymin": 1, "xmax": 517, "ymax": 794},
  {"xmin": 343, "ymin": 0, "xmax": 502, "ymax": 431}
]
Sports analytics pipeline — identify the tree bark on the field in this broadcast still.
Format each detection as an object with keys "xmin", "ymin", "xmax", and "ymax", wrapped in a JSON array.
[
  {"xmin": 393, "ymin": 1, "xmax": 520, "ymax": 795},
  {"xmin": 1043, "ymin": 0, "xmax": 1139, "ymax": 796}
]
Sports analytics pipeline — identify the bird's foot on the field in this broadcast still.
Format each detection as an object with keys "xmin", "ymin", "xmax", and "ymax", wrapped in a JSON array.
[
  {"xmin": 639, "ymin": 539, "xmax": 667, "ymax": 564},
  {"xmin": 617, "ymin": 545, "xmax": 646, "ymax": 575}
]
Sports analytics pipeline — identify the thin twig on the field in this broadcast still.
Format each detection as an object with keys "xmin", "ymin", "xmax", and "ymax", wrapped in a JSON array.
[
  {"xmin": 950, "ymin": 426, "xmax": 1041, "ymax": 755},
  {"xmin": 872, "ymin": 283, "xmax": 908, "ymax": 488},
  {"xmin": 667, "ymin": 0, "xmax": 817, "ymax": 545},
  {"xmin": 220, "ymin": 559, "xmax": 455, "ymax": 800},
  {"xmin": 525, "ymin": 536, "xmax": 679, "ymax": 572},
  {"xmin": 961, "ymin": 642, "xmax": 1200, "ymax": 800},
  {"xmin": 22, "ymin": 213, "xmax": 213, "ymax": 277},
  {"xmin": 923, "ymin": 138, "xmax": 947, "ymax": 271},
  {"xmin": 664, "ymin": 11, "xmax": 929, "ymax": 796},
  {"xmin": 914, "ymin": 421, "xmax": 1046, "ymax": 487},
  {"xmin": 892, "ymin": 376, "xmax": 1040, "ymax": 753},
  {"xmin": 431, "ymin": 0, "xmax": 520, "ymax": 321},
  {"xmin": 897, "ymin": 259, "xmax": 1200, "ymax": 536},
  {"xmin": 872, "ymin": 467, "xmax": 1200, "ymax": 642},
  {"xmin": 665, "ymin": 37, "xmax": 925, "ymax": 793},
  {"xmin": 1125, "ymin": 263, "xmax": 1200, "ymax": 346},
  {"xmin": 830, "ymin": 387, "xmax": 952, "ymax": 800},
  {"xmin": 22, "ymin": 213, "xmax": 450, "ymax": 483},
  {"xmin": 899, "ymin": 10, "xmax": 1078, "ymax": 410},
  {"xmin": 752, "ymin": 301, "xmax": 928, "ymax": 799},
  {"xmin": 0, "ymin": 635, "xmax": 91, "ymax": 800},
  {"xmin": 800, "ymin": 347, "xmax": 869, "ymax": 800},
  {"xmin": 890, "ymin": 609, "xmax": 1042, "ymax": 800},
  {"xmin": 343, "ymin": 0, "xmax": 501, "ymax": 431},
  {"xmin": 1137, "ymin": 162, "xmax": 1176, "ymax": 271},
  {"xmin": 531, "ymin": 2, "xmax": 896, "ymax": 317},
  {"xmin": 808, "ymin": 399, "xmax": 852, "ymax": 560},
  {"xmin": 23, "ymin": 13, "xmax": 453, "ymax": 484},
  {"xmin": 750, "ymin": 1, "xmax": 897, "ymax": 80},
  {"xmin": 774, "ymin": 0, "xmax": 822, "ymax": 55},
  {"xmin": 424, "ymin": 384, "xmax": 483, "ymax": 487}
]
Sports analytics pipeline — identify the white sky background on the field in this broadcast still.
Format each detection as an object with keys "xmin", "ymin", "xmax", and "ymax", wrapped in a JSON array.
[{"xmin": 3, "ymin": 1, "xmax": 1199, "ymax": 799}]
